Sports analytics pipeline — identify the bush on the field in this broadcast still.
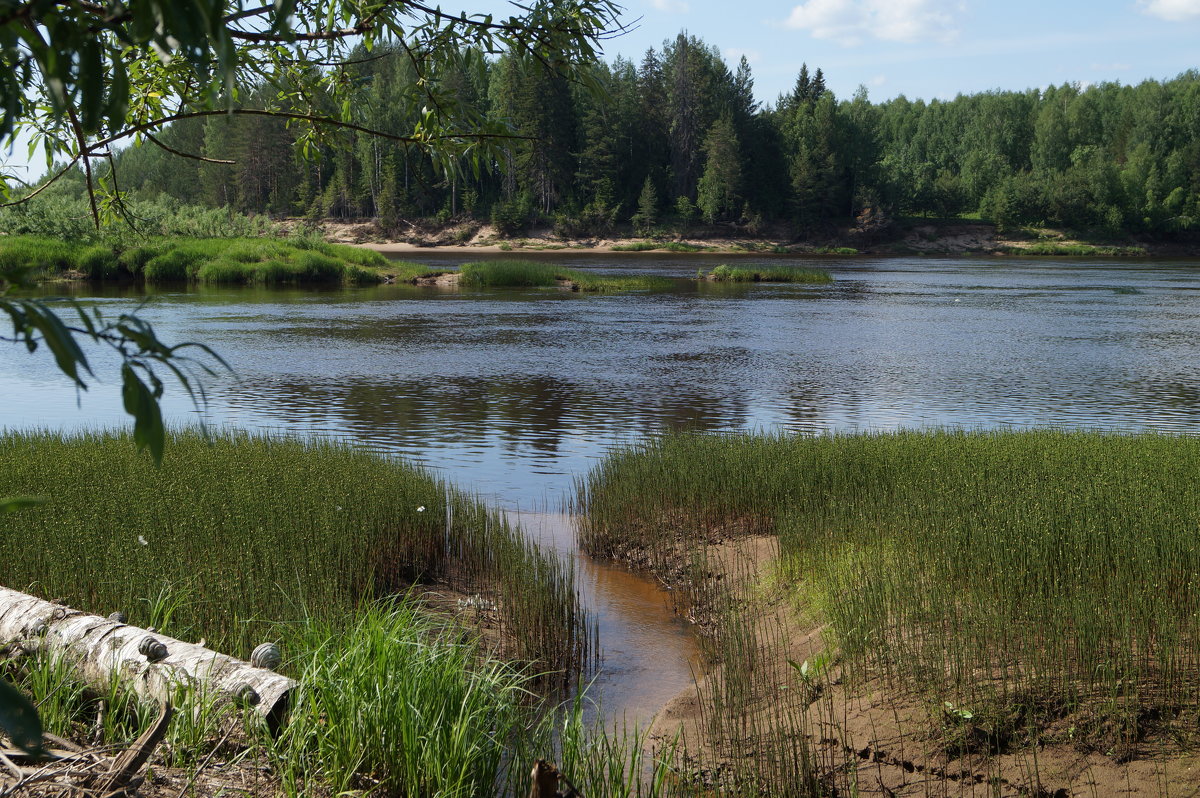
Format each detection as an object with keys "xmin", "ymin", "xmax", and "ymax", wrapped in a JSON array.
[
  {"xmin": 76, "ymin": 245, "xmax": 122, "ymax": 280},
  {"xmin": 490, "ymin": 194, "xmax": 534, "ymax": 237}
]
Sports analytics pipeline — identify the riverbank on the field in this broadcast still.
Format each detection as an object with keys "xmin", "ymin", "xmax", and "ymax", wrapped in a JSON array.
[
  {"xmin": 578, "ymin": 429, "xmax": 1200, "ymax": 795},
  {"xmin": 322, "ymin": 217, "xmax": 1200, "ymax": 258}
]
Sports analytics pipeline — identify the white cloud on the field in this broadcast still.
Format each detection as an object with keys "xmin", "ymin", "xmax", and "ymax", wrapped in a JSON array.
[
  {"xmin": 650, "ymin": 0, "xmax": 689, "ymax": 12},
  {"xmin": 869, "ymin": 74, "xmax": 887, "ymax": 86},
  {"xmin": 1138, "ymin": 0, "xmax": 1200, "ymax": 20},
  {"xmin": 783, "ymin": 0, "xmax": 964, "ymax": 46},
  {"xmin": 724, "ymin": 47, "xmax": 762, "ymax": 64}
]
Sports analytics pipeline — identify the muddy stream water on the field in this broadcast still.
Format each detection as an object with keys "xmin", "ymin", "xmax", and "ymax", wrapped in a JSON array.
[{"xmin": 6, "ymin": 254, "xmax": 1200, "ymax": 728}]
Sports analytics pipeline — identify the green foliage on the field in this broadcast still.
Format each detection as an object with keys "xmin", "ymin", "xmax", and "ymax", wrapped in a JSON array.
[
  {"xmin": 0, "ymin": 235, "xmax": 390, "ymax": 286},
  {"xmin": 707, "ymin": 264, "xmax": 833, "ymax": 283},
  {"xmin": 632, "ymin": 177, "xmax": 659, "ymax": 235},
  {"xmin": 0, "ymin": 237, "xmax": 78, "ymax": 279},
  {"xmin": 696, "ymin": 116, "xmax": 743, "ymax": 224},
  {"xmin": 457, "ymin": 260, "xmax": 672, "ymax": 292},
  {"xmin": 0, "ymin": 430, "xmax": 586, "ymax": 670},
  {"xmin": 460, "ymin": 260, "xmax": 563, "ymax": 287},
  {"xmin": 490, "ymin": 193, "xmax": 536, "ymax": 237},
  {"xmin": 274, "ymin": 602, "xmax": 529, "ymax": 797},
  {"xmin": 580, "ymin": 429, "xmax": 1200, "ymax": 741}
]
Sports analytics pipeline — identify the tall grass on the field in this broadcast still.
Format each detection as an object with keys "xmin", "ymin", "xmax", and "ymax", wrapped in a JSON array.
[
  {"xmin": 0, "ymin": 235, "xmax": 391, "ymax": 286},
  {"xmin": 578, "ymin": 429, "xmax": 1200, "ymax": 745},
  {"xmin": 458, "ymin": 260, "xmax": 673, "ymax": 292},
  {"xmin": 706, "ymin": 264, "xmax": 833, "ymax": 283},
  {"xmin": 0, "ymin": 430, "xmax": 585, "ymax": 672},
  {"xmin": 6, "ymin": 595, "xmax": 683, "ymax": 797}
]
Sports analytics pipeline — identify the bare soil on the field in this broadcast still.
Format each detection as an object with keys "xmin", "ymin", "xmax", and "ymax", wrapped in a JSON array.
[{"xmin": 627, "ymin": 533, "xmax": 1200, "ymax": 797}]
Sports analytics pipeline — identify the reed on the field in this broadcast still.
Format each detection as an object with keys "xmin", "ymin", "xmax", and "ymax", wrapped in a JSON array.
[
  {"xmin": 578, "ymin": 429, "xmax": 1200, "ymax": 746},
  {"xmin": 706, "ymin": 264, "xmax": 833, "ymax": 283},
  {"xmin": 0, "ymin": 430, "xmax": 585, "ymax": 672}
]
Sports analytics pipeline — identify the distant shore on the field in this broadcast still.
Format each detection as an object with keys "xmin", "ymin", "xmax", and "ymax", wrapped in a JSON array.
[{"xmin": 321, "ymin": 218, "xmax": 1200, "ymax": 259}]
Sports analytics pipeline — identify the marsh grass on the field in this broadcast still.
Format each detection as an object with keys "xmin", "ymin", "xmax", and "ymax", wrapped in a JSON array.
[
  {"xmin": 0, "ymin": 430, "xmax": 585, "ymax": 671},
  {"xmin": 459, "ymin": 260, "xmax": 673, "ymax": 292},
  {"xmin": 6, "ymin": 596, "xmax": 687, "ymax": 797},
  {"xmin": 707, "ymin": 264, "xmax": 833, "ymax": 283},
  {"xmin": 1007, "ymin": 243, "xmax": 1148, "ymax": 257},
  {"xmin": 0, "ymin": 235, "xmax": 391, "ymax": 286},
  {"xmin": 578, "ymin": 429, "xmax": 1200, "ymax": 748}
]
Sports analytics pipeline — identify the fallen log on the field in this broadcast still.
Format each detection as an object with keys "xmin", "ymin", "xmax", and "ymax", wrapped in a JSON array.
[{"xmin": 0, "ymin": 587, "xmax": 295, "ymax": 729}]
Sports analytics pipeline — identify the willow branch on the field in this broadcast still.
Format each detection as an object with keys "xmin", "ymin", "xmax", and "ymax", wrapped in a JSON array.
[
  {"xmin": 0, "ymin": 155, "xmax": 81, "ymax": 207},
  {"xmin": 144, "ymin": 132, "xmax": 235, "ymax": 164}
]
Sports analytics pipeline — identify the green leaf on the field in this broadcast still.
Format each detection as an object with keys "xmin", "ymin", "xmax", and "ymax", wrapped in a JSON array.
[
  {"xmin": 0, "ymin": 496, "xmax": 47, "ymax": 514},
  {"xmin": 0, "ymin": 679, "xmax": 43, "ymax": 756},
  {"xmin": 121, "ymin": 364, "xmax": 165, "ymax": 465}
]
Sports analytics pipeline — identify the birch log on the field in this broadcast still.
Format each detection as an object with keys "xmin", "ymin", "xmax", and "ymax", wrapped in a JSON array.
[{"xmin": 0, "ymin": 587, "xmax": 296, "ymax": 729}]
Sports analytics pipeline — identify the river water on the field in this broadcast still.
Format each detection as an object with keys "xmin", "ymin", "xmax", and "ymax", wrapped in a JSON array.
[{"xmin": 5, "ymin": 254, "xmax": 1200, "ymax": 724}]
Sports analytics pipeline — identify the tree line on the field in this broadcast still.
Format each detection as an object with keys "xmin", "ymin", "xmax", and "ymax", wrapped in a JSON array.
[{"xmin": 104, "ymin": 32, "xmax": 1200, "ymax": 237}]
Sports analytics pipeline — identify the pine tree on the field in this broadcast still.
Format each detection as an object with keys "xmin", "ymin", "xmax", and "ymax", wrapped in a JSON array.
[
  {"xmin": 697, "ymin": 116, "xmax": 742, "ymax": 223},
  {"xmin": 632, "ymin": 176, "xmax": 659, "ymax": 234}
]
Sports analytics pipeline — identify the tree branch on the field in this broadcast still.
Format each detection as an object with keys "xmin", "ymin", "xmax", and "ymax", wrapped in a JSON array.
[{"xmin": 144, "ymin": 132, "xmax": 235, "ymax": 164}]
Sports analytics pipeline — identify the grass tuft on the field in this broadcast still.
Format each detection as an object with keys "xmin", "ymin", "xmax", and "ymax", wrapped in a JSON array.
[{"xmin": 706, "ymin": 264, "xmax": 833, "ymax": 283}]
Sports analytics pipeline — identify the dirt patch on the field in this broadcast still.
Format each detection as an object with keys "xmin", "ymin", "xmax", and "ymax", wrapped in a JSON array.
[{"xmin": 620, "ymin": 531, "xmax": 1200, "ymax": 796}]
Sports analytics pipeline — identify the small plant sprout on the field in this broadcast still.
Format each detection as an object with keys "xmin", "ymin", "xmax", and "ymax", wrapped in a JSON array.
[{"xmin": 943, "ymin": 701, "xmax": 974, "ymax": 722}]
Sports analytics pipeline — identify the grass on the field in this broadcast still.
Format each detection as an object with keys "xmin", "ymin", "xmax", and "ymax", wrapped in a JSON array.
[
  {"xmin": 0, "ymin": 430, "xmax": 585, "ymax": 672},
  {"xmin": 706, "ymin": 264, "xmax": 833, "ymax": 283},
  {"xmin": 1005, "ymin": 243, "xmax": 1149, "ymax": 257},
  {"xmin": 0, "ymin": 235, "xmax": 393, "ymax": 286},
  {"xmin": 578, "ymin": 429, "xmax": 1200, "ymax": 753},
  {"xmin": 609, "ymin": 241, "xmax": 710, "ymax": 253},
  {"xmin": 4, "ymin": 594, "xmax": 682, "ymax": 798},
  {"xmin": 458, "ymin": 260, "xmax": 673, "ymax": 292}
]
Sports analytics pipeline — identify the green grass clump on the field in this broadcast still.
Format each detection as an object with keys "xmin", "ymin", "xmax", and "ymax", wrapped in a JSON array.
[
  {"xmin": 0, "ymin": 430, "xmax": 585, "ymax": 670},
  {"xmin": 458, "ymin": 260, "xmax": 671, "ymax": 292},
  {"xmin": 609, "ymin": 241, "xmax": 661, "ymax": 252},
  {"xmin": 275, "ymin": 601, "xmax": 529, "ymax": 796},
  {"xmin": 578, "ymin": 429, "xmax": 1200, "ymax": 743},
  {"xmin": 706, "ymin": 264, "xmax": 833, "ymax": 283},
  {"xmin": 459, "ymin": 259, "xmax": 562, "ymax": 287},
  {"xmin": 568, "ymin": 272, "xmax": 675, "ymax": 293},
  {"xmin": 0, "ymin": 235, "xmax": 391, "ymax": 286},
  {"xmin": 0, "ymin": 236, "xmax": 78, "ymax": 280},
  {"xmin": 387, "ymin": 260, "xmax": 445, "ymax": 282},
  {"xmin": 6, "ymin": 593, "xmax": 682, "ymax": 798},
  {"xmin": 1008, "ymin": 243, "xmax": 1148, "ymax": 256},
  {"xmin": 812, "ymin": 246, "xmax": 859, "ymax": 255}
]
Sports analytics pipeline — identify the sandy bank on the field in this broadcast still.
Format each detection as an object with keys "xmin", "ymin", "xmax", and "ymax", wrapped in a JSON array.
[{"xmin": 622, "ymin": 532, "xmax": 1200, "ymax": 796}]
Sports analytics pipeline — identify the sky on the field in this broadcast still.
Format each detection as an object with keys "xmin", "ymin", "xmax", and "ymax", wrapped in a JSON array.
[
  {"xmin": 4, "ymin": 0, "xmax": 1200, "ymax": 182},
  {"xmin": 602, "ymin": 0, "xmax": 1200, "ymax": 106}
]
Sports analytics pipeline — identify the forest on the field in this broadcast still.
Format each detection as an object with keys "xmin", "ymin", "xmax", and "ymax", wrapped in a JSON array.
[{"xmin": 90, "ymin": 32, "xmax": 1200, "ymax": 239}]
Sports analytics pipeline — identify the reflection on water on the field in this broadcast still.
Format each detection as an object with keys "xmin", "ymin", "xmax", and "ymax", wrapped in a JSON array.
[
  {"xmin": 9, "ymin": 257, "xmax": 1200, "ymax": 506},
  {"xmin": 6, "ymin": 256, "xmax": 1200, "ymax": 722},
  {"xmin": 508, "ymin": 511, "xmax": 700, "ymax": 727}
]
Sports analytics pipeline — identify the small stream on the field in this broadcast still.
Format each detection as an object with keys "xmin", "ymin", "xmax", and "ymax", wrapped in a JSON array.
[{"xmin": 5, "ymin": 254, "xmax": 1200, "ymax": 727}]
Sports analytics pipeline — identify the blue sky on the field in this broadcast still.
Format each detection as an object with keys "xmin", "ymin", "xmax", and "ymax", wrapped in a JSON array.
[
  {"xmin": 4, "ymin": 1, "xmax": 1199, "ymax": 182},
  {"xmin": 602, "ymin": 0, "xmax": 1200, "ymax": 106}
]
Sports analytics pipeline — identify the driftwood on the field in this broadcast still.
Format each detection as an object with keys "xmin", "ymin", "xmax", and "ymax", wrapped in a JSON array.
[
  {"xmin": 0, "ymin": 700, "xmax": 171, "ymax": 798},
  {"xmin": 0, "ymin": 587, "xmax": 295, "ymax": 729}
]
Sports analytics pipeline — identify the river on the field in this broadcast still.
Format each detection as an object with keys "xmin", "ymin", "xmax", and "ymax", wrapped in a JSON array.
[{"xmin": 5, "ymin": 254, "xmax": 1200, "ymax": 725}]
